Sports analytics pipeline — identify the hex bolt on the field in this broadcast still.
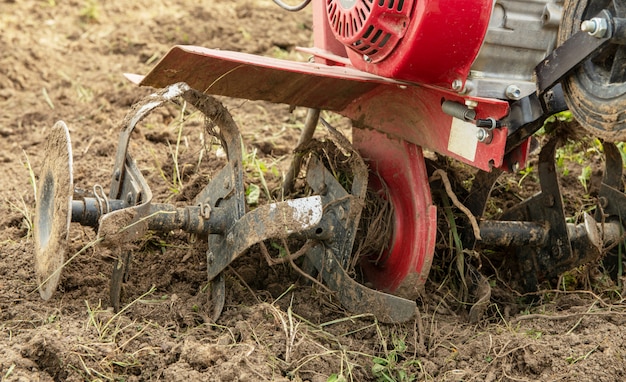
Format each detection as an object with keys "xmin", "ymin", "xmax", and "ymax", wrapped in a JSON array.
[
  {"xmin": 363, "ymin": 55, "xmax": 372, "ymax": 63},
  {"xmin": 476, "ymin": 127, "xmax": 493, "ymax": 144},
  {"xmin": 337, "ymin": 206, "xmax": 345, "ymax": 220},
  {"xmin": 581, "ymin": 18, "xmax": 608, "ymax": 38},
  {"xmin": 505, "ymin": 85, "xmax": 522, "ymax": 100},
  {"xmin": 452, "ymin": 79, "xmax": 464, "ymax": 92},
  {"xmin": 477, "ymin": 128, "xmax": 488, "ymax": 142}
]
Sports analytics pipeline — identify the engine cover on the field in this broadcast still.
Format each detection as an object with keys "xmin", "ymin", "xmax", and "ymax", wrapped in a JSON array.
[
  {"xmin": 326, "ymin": 0, "xmax": 415, "ymax": 63},
  {"xmin": 326, "ymin": 0, "xmax": 494, "ymax": 89}
]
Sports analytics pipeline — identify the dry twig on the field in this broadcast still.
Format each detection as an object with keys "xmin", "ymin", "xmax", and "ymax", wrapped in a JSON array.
[{"xmin": 430, "ymin": 169, "xmax": 481, "ymax": 240}]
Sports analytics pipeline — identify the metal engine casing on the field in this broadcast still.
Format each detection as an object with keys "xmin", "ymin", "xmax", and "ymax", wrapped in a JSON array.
[
  {"xmin": 467, "ymin": 0, "xmax": 563, "ymax": 100},
  {"xmin": 326, "ymin": 0, "xmax": 562, "ymax": 98}
]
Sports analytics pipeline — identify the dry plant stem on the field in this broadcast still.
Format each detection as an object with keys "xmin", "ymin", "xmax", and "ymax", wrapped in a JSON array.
[
  {"xmin": 259, "ymin": 240, "xmax": 313, "ymax": 266},
  {"xmin": 282, "ymin": 238, "xmax": 333, "ymax": 295},
  {"xmin": 502, "ymin": 368, "xmax": 534, "ymax": 382},
  {"xmin": 259, "ymin": 240, "xmax": 332, "ymax": 294},
  {"xmin": 494, "ymin": 341, "xmax": 531, "ymax": 359},
  {"xmin": 527, "ymin": 288, "xmax": 614, "ymax": 308},
  {"xmin": 282, "ymin": 108, "xmax": 320, "ymax": 196},
  {"xmin": 510, "ymin": 309, "xmax": 626, "ymax": 324},
  {"xmin": 430, "ymin": 169, "xmax": 482, "ymax": 240},
  {"xmin": 228, "ymin": 265, "xmax": 261, "ymax": 303},
  {"xmin": 414, "ymin": 306, "xmax": 426, "ymax": 356}
]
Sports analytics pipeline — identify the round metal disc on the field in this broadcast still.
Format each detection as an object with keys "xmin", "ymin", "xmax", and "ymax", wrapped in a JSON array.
[{"xmin": 34, "ymin": 121, "xmax": 73, "ymax": 300}]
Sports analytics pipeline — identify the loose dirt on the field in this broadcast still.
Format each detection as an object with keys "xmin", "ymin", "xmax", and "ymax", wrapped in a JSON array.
[{"xmin": 2, "ymin": 1, "xmax": 626, "ymax": 381}]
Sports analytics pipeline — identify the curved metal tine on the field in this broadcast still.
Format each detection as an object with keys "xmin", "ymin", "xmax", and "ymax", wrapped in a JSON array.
[
  {"xmin": 211, "ymin": 273, "xmax": 226, "ymax": 322},
  {"xmin": 305, "ymin": 244, "xmax": 416, "ymax": 323},
  {"xmin": 109, "ymin": 83, "xmax": 191, "ymax": 198},
  {"xmin": 110, "ymin": 251, "xmax": 132, "ymax": 312},
  {"xmin": 181, "ymin": 89, "xmax": 247, "ymax": 321},
  {"xmin": 182, "ymin": 88, "xmax": 246, "ymax": 218},
  {"xmin": 601, "ymin": 142, "xmax": 624, "ymax": 190},
  {"xmin": 537, "ymin": 136, "xmax": 573, "ymax": 256}
]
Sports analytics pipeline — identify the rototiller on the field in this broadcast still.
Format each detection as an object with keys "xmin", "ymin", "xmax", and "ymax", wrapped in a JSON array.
[{"xmin": 34, "ymin": 0, "xmax": 626, "ymax": 322}]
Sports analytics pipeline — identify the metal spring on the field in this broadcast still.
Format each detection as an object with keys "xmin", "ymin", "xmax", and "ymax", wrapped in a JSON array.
[{"xmin": 93, "ymin": 184, "xmax": 110, "ymax": 215}]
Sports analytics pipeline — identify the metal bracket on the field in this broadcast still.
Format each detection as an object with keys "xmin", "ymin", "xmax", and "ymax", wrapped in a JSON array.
[{"xmin": 535, "ymin": 9, "xmax": 624, "ymax": 94}]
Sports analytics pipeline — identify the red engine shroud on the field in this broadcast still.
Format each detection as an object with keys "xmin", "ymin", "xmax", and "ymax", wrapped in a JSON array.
[{"xmin": 315, "ymin": 0, "xmax": 494, "ymax": 89}]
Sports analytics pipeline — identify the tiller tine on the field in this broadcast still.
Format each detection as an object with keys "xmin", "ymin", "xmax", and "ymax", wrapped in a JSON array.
[
  {"xmin": 35, "ymin": 82, "xmax": 416, "ymax": 323},
  {"xmin": 470, "ymin": 135, "xmax": 625, "ymax": 292}
]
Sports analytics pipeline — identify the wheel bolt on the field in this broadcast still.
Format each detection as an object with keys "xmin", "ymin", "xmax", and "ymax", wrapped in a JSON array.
[{"xmin": 581, "ymin": 18, "xmax": 608, "ymax": 38}]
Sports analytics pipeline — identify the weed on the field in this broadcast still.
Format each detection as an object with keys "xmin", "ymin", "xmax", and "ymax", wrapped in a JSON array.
[
  {"xmin": 559, "ymin": 270, "xmax": 579, "ymax": 291},
  {"xmin": 541, "ymin": 111, "xmax": 574, "ymax": 133},
  {"xmin": 79, "ymin": 0, "xmax": 100, "ymax": 23},
  {"xmin": 41, "ymin": 88, "xmax": 55, "ymax": 109},
  {"xmin": 2, "ymin": 364, "xmax": 15, "ymax": 381},
  {"xmin": 525, "ymin": 329, "xmax": 543, "ymax": 339},
  {"xmin": 242, "ymin": 144, "xmax": 278, "ymax": 201},
  {"xmin": 327, "ymin": 373, "xmax": 347, "ymax": 382},
  {"xmin": 6, "ymin": 196, "xmax": 34, "ymax": 239},
  {"xmin": 149, "ymin": 102, "xmax": 202, "ymax": 197},
  {"xmin": 437, "ymin": 189, "xmax": 468, "ymax": 302},
  {"xmin": 23, "ymin": 150, "xmax": 37, "ymax": 198},
  {"xmin": 554, "ymin": 137, "xmax": 603, "ymax": 192},
  {"xmin": 517, "ymin": 164, "xmax": 535, "ymax": 186},
  {"xmin": 238, "ymin": 27, "xmax": 251, "ymax": 41},
  {"xmin": 85, "ymin": 285, "xmax": 156, "ymax": 343},
  {"xmin": 565, "ymin": 345, "xmax": 598, "ymax": 365},
  {"xmin": 578, "ymin": 165, "xmax": 592, "ymax": 193},
  {"xmin": 246, "ymin": 183, "xmax": 261, "ymax": 205},
  {"xmin": 371, "ymin": 334, "xmax": 420, "ymax": 382}
]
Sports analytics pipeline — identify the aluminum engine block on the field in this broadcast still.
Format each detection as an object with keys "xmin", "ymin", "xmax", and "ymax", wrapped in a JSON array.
[{"xmin": 465, "ymin": 0, "xmax": 563, "ymax": 100}]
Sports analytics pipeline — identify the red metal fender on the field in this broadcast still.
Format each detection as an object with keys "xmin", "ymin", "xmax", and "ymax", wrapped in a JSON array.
[
  {"xmin": 353, "ymin": 128, "xmax": 437, "ymax": 297},
  {"xmin": 139, "ymin": 46, "xmax": 510, "ymax": 172}
]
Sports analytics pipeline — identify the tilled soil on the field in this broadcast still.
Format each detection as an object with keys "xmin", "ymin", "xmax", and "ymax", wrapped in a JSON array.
[{"xmin": 2, "ymin": 1, "xmax": 626, "ymax": 381}]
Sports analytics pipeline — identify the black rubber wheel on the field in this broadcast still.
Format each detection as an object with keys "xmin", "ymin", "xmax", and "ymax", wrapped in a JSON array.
[{"xmin": 559, "ymin": 0, "xmax": 626, "ymax": 141}]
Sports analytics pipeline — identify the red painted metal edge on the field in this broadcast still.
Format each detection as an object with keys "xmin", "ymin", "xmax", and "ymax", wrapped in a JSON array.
[
  {"xmin": 353, "ymin": 128, "xmax": 437, "ymax": 297},
  {"xmin": 140, "ymin": 45, "xmax": 510, "ymax": 171}
]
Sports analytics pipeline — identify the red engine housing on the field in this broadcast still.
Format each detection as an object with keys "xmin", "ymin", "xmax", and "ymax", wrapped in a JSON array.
[{"xmin": 323, "ymin": 0, "xmax": 494, "ymax": 89}]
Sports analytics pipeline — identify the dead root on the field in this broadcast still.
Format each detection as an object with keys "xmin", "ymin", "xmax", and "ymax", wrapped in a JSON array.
[
  {"xmin": 430, "ymin": 169, "xmax": 481, "ymax": 241},
  {"xmin": 353, "ymin": 183, "xmax": 394, "ymax": 267}
]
